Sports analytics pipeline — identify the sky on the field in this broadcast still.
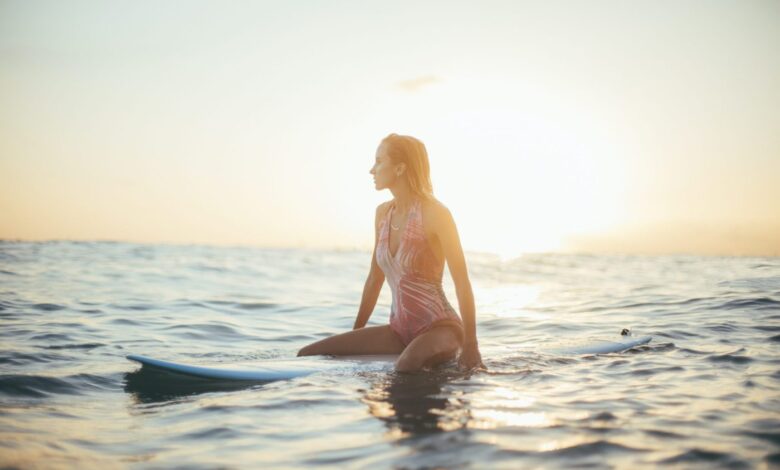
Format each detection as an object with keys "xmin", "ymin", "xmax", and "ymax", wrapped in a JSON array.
[{"xmin": 1, "ymin": 0, "xmax": 778, "ymax": 257}]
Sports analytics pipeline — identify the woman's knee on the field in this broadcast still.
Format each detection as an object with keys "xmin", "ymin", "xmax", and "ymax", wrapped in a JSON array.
[
  {"xmin": 394, "ymin": 355, "xmax": 423, "ymax": 374},
  {"xmin": 297, "ymin": 343, "xmax": 319, "ymax": 357},
  {"xmin": 395, "ymin": 349, "xmax": 455, "ymax": 373},
  {"xmin": 394, "ymin": 346, "xmax": 443, "ymax": 373},
  {"xmin": 394, "ymin": 331, "xmax": 460, "ymax": 373}
]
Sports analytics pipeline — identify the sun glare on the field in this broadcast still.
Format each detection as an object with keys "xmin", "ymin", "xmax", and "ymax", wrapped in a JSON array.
[{"xmin": 417, "ymin": 92, "xmax": 628, "ymax": 257}]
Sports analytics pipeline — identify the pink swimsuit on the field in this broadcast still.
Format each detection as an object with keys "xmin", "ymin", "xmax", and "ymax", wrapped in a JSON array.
[{"xmin": 376, "ymin": 199, "xmax": 464, "ymax": 346}]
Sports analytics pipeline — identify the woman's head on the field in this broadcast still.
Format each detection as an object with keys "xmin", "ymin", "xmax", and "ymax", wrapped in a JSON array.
[{"xmin": 370, "ymin": 133, "xmax": 434, "ymax": 199}]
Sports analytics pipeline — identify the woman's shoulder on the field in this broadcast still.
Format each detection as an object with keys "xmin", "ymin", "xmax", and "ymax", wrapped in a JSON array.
[
  {"xmin": 376, "ymin": 200, "xmax": 393, "ymax": 214},
  {"xmin": 420, "ymin": 197, "xmax": 453, "ymax": 225},
  {"xmin": 421, "ymin": 197, "xmax": 450, "ymax": 214},
  {"xmin": 375, "ymin": 200, "xmax": 393, "ymax": 222}
]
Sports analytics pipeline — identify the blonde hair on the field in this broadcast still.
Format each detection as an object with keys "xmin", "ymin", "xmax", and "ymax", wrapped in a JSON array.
[{"xmin": 380, "ymin": 133, "xmax": 434, "ymax": 200}]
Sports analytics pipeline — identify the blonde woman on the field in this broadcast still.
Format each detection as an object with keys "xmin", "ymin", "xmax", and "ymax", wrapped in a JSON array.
[{"xmin": 298, "ymin": 134, "xmax": 484, "ymax": 373}]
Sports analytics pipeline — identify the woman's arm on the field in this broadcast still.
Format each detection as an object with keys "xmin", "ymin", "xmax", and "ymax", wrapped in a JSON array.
[
  {"xmin": 433, "ymin": 204, "xmax": 485, "ymax": 370},
  {"xmin": 353, "ymin": 204, "xmax": 388, "ymax": 329}
]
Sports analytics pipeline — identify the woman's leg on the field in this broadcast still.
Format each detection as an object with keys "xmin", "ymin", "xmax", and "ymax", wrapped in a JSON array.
[
  {"xmin": 394, "ymin": 324, "xmax": 463, "ymax": 373},
  {"xmin": 297, "ymin": 325, "xmax": 406, "ymax": 357}
]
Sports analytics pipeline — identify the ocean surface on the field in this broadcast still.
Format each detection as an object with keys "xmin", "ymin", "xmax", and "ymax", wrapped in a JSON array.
[{"xmin": 1, "ymin": 240, "xmax": 778, "ymax": 469}]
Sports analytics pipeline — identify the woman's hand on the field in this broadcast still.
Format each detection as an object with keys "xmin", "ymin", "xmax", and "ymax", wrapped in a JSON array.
[{"xmin": 458, "ymin": 341, "xmax": 485, "ymax": 371}]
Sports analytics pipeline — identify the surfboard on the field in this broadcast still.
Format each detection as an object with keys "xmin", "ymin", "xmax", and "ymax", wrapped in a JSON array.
[
  {"xmin": 126, "ymin": 354, "xmax": 397, "ymax": 382},
  {"xmin": 126, "ymin": 335, "xmax": 652, "ymax": 382},
  {"xmin": 551, "ymin": 335, "xmax": 652, "ymax": 355}
]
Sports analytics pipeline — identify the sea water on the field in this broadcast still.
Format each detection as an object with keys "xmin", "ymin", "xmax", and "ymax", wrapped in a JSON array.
[{"xmin": 0, "ymin": 241, "xmax": 778, "ymax": 469}]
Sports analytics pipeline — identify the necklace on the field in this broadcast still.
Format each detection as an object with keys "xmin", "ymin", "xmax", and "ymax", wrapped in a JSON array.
[
  {"xmin": 390, "ymin": 201, "xmax": 413, "ymax": 231},
  {"xmin": 390, "ymin": 210, "xmax": 405, "ymax": 231}
]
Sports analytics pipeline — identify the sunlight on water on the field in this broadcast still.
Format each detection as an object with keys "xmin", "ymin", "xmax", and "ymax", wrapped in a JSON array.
[
  {"xmin": 471, "ymin": 410, "xmax": 551, "ymax": 429},
  {"xmin": 476, "ymin": 386, "xmax": 537, "ymax": 409},
  {"xmin": 476, "ymin": 284, "xmax": 544, "ymax": 320}
]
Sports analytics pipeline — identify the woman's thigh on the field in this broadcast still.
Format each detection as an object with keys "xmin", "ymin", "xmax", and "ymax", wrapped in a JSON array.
[
  {"xmin": 297, "ymin": 325, "xmax": 406, "ymax": 357},
  {"xmin": 395, "ymin": 325, "xmax": 462, "ymax": 373}
]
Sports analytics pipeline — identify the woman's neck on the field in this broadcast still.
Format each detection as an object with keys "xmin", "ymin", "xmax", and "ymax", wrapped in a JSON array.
[{"xmin": 389, "ymin": 186, "xmax": 416, "ymax": 213}]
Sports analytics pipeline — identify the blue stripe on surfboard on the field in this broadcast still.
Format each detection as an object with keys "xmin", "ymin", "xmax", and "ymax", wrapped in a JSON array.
[
  {"xmin": 126, "ymin": 354, "xmax": 397, "ymax": 381},
  {"xmin": 126, "ymin": 354, "xmax": 327, "ymax": 381}
]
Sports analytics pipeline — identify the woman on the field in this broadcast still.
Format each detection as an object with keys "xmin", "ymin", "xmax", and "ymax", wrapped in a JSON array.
[{"xmin": 298, "ymin": 134, "xmax": 484, "ymax": 373}]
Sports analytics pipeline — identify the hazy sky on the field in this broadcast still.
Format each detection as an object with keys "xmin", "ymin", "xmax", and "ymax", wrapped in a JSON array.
[{"xmin": 1, "ymin": 0, "xmax": 778, "ymax": 256}]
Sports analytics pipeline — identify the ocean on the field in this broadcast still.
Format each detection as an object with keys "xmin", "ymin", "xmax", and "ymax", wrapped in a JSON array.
[{"xmin": 1, "ymin": 240, "xmax": 778, "ymax": 469}]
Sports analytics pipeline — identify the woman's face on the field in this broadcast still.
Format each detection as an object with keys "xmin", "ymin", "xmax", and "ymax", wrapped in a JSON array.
[{"xmin": 370, "ymin": 145, "xmax": 400, "ymax": 190}]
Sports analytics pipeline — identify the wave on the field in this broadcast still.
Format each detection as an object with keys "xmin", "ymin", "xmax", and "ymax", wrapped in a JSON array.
[
  {"xmin": 0, "ymin": 373, "xmax": 118, "ymax": 398},
  {"xmin": 235, "ymin": 301, "xmax": 280, "ymax": 310},
  {"xmin": 32, "ymin": 303, "xmax": 66, "ymax": 312},
  {"xmin": 161, "ymin": 323, "xmax": 251, "ymax": 341},
  {"xmin": 658, "ymin": 448, "xmax": 750, "ymax": 467},
  {"xmin": 714, "ymin": 296, "xmax": 780, "ymax": 310},
  {"xmin": 497, "ymin": 440, "xmax": 648, "ymax": 460},
  {"xmin": 0, "ymin": 351, "xmax": 70, "ymax": 366},
  {"xmin": 44, "ymin": 342, "xmax": 105, "ymax": 350},
  {"xmin": 707, "ymin": 352, "xmax": 753, "ymax": 364}
]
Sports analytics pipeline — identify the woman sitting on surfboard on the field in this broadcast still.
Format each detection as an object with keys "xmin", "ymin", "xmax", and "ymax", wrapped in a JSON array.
[{"xmin": 298, "ymin": 134, "xmax": 484, "ymax": 373}]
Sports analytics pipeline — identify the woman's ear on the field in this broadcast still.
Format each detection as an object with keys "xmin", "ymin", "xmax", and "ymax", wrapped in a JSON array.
[{"xmin": 395, "ymin": 162, "xmax": 406, "ymax": 177}]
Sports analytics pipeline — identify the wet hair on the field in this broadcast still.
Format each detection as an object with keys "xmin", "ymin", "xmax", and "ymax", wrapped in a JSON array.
[{"xmin": 380, "ymin": 133, "xmax": 434, "ymax": 199}]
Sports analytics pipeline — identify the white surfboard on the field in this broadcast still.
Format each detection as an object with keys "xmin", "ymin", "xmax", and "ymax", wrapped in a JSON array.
[
  {"xmin": 551, "ymin": 335, "xmax": 652, "ymax": 355},
  {"xmin": 127, "ymin": 335, "xmax": 651, "ymax": 382},
  {"xmin": 126, "ymin": 353, "xmax": 397, "ymax": 382}
]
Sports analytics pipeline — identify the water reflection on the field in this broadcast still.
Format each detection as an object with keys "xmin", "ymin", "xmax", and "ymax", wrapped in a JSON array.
[
  {"xmin": 361, "ymin": 367, "xmax": 474, "ymax": 436},
  {"xmin": 123, "ymin": 368, "xmax": 264, "ymax": 404},
  {"xmin": 361, "ymin": 367, "xmax": 544, "ymax": 437}
]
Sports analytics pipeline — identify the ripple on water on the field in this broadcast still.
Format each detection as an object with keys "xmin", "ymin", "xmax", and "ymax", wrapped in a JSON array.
[
  {"xmin": 0, "ymin": 373, "xmax": 118, "ymax": 398},
  {"xmin": 706, "ymin": 323, "xmax": 739, "ymax": 333},
  {"xmin": 32, "ymin": 303, "xmax": 66, "ymax": 311},
  {"xmin": 654, "ymin": 330, "xmax": 703, "ymax": 340},
  {"xmin": 706, "ymin": 351, "xmax": 753, "ymax": 365},
  {"xmin": 43, "ymin": 342, "xmax": 105, "ymax": 351},
  {"xmin": 744, "ymin": 430, "xmax": 780, "ymax": 446},
  {"xmin": 676, "ymin": 347, "xmax": 709, "ymax": 355},
  {"xmin": 547, "ymin": 440, "xmax": 648, "ymax": 458},
  {"xmin": 78, "ymin": 308, "xmax": 104, "ymax": 315},
  {"xmin": 658, "ymin": 448, "xmax": 751, "ymax": 468},
  {"xmin": 494, "ymin": 439, "xmax": 649, "ymax": 466},
  {"xmin": 754, "ymin": 324, "xmax": 780, "ymax": 333},
  {"xmin": 181, "ymin": 426, "xmax": 242, "ymax": 441},
  {"xmin": 29, "ymin": 333, "xmax": 73, "ymax": 342},
  {"xmin": 161, "ymin": 323, "xmax": 250, "ymax": 341},
  {"xmin": 584, "ymin": 411, "xmax": 617, "ymax": 422},
  {"xmin": 642, "ymin": 428, "xmax": 686, "ymax": 439},
  {"xmin": 109, "ymin": 318, "xmax": 143, "ymax": 327},
  {"xmin": 627, "ymin": 365, "xmax": 685, "ymax": 377},
  {"xmin": 235, "ymin": 301, "xmax": 280, "ymax": 310},
  {"xmin": 714, "ymin": 297, "xmax": 780, "ymax": 311},
  {"xmin": 744, "ymin": 419, "xmax": 780, "ymax": 446},
  {"xmin": 0, "ymin": 351, "xmax": 71, "ymax": 365},
  {"xmin": 113, "ymin": 303, "xmax": 153, "ymax": 311}
]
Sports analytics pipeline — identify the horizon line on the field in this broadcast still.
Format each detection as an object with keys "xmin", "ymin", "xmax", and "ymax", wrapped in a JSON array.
[{"xmin": 2, "ymin": 236, "xmax": 777, "ymax": 259}]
